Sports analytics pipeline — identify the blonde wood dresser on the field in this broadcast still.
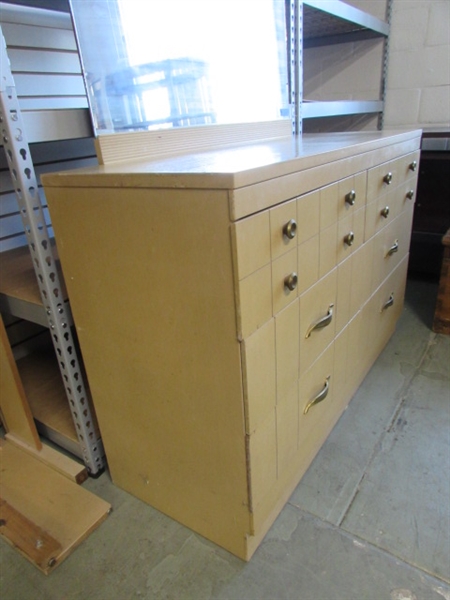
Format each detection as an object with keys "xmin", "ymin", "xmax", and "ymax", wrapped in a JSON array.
[{"xmin": 42, "ymin": 129, "xmax": 421, "ymax": 560}]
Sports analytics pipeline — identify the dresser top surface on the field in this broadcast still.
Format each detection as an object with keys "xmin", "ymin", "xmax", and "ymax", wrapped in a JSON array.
[{"xmin": 42, "ymin": 130, "xmax": 422, "ymax": 191}]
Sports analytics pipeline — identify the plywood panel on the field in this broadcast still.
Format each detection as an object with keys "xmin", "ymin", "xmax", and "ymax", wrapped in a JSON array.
[
  {"xmin": 0, "ymin": 440, "xmax": 110, "ymax": 574},
  {"xmin": 0, "ymin": 315, "xmax": 40, "ymax": 449}
]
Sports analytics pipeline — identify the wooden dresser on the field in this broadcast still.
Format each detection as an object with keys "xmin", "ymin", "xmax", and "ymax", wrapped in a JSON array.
[{"xmin": 42, "ymin": 129, "xmax": 421, "ymax": 560}]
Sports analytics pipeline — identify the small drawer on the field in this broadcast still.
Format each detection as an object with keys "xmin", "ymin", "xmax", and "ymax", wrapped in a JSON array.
[
  {"xmin": 337, "ymin": 171, "xmax": 367, "ymax": 220},
  {"xmin": 270, "ymin": 198, "xmax": 298, "ymax": 260},
  {"xmin": 372, "ymin": 205, "xmax": 414, "ymax": 290},
  {"xmin": 237, "ymin": 264, "xmax": 272, "ymax": 339},
  {"xmin": 297, "ymin": 188, "xmax": 320, "ymax": 244},
  {"xmin": 367, "ymin": 160, "xmax": 398, "ymax": 203},
  {"xmin": 299, "ymin": 268, "xmax": 337, "ymax": 376},
  {"xmin": 297, "ymin": 234, "xmax": 320, "ymax": 294},
  {"xmin": 272, "ymin": 247, "xmax": 298, "ymax": 315},
  {"xmin": 232, "ymin": 210, "xmax": 270, "ymax": 280},
  {"xmin": 336, "ymin": 205, "xmax": 366, "ymax": 264},
  {"xmin": 320, "ymin": 181, "xmax": 340, "ymax": 230},
  {"xmin": 397, "ymin": 150, "xmax": 420, "ymax": 184},
  {"xmin": 364, "ymin": 187, "xmax": 395, "ymax": 241}
]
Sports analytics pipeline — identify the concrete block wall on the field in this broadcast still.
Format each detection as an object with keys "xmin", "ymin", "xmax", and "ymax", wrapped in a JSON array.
[{"xmin": 384, "ymin": 0, "xmax": 450, "ymax": 129}]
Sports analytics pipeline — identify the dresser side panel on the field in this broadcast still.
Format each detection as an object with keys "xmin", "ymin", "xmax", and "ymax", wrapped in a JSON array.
[{"xmin": 46, "ymin": 185, "xmax": 251, "ymax": 557}]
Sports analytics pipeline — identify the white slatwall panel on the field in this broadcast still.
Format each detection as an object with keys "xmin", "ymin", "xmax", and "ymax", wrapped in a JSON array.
[{"xmin": 0, "ymin": 2, "xmax": 97, "ymax": 252}]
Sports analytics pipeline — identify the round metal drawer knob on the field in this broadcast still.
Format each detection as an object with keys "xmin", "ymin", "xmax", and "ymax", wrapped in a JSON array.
[
  {"xmin": 383, "ymin": 172, "xmax": 393, "ymax": 185},
  {"xmin": 283, "ymin": 218, "xmax": 297, "ymax": 240},
  {"xmin": 406, "ymin": 190, "xmax": 414, "ymax": 200},
  {"xmin": 344, "ymin": 232, "xmax": 355, "ymax": 246},
  {"xmin": 380, "ymin": 206, "xmax": 390, "ymax": 218},
  {"xmin": 284, "ymin": 272, "xmax": 298, "ymax": 292},
  {"xmin": 345, "ymin": 190, "xmax": 356, "ymax": 206},
  {"xmin": 409, "ymin": 160, "xmax": 417, "ymax": 172}
]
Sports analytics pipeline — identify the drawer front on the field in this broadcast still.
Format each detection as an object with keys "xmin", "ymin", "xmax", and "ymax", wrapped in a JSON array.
[
  {"xmin": 242, "ymin": 319, "xmax": 276, "ymax": 434},
  {"xmin": 298, "ymin": 342, "xmax": 336, "ymax": 451},
  {"xmin": 372, "ymin": 204, "xmax": 414, "ymax": 290},
  {"xmin": 366, "ymin": 150, "xmax": 420, "ymax": 204},
  {"xmin": 299, "ymin": 268, "xmax": 337, "ymax": 376},
  {"xmin": 366, "ymin": 255, "xmax": 409, "ymax": 360}
]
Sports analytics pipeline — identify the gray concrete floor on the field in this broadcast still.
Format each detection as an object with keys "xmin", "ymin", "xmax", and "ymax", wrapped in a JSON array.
[{"xmin": 1, "ymin": 278, "xmax": 449, "ymax": 600}]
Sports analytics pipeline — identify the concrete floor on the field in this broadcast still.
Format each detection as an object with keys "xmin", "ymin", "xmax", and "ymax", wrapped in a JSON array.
[{"xmin": 1, "ymin": 278, "xmax": 449, "ymax": 600}]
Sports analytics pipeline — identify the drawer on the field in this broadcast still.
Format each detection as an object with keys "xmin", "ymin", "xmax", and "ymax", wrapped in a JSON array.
[
  {"xmin": 297, "ymin": 234, "xmax": 320, "ymax": 294},
  {"xmin": 299, "ymin": 268, "xmax": 337, "ymax": 376},
  {"xmin": 372, "ymin": 204, "xmax": 414, "ymax": 290},
  {"xmin": 367, "ymin": 151, "xmax": 420, "ymax": 204},
  {"xmin": 337, "ymin": 171, "xmax": 367, "ymax": 221},
  {"xmin": 396, "ymin": 150, "xmax": 420, "ymax": 185},
  {"xmin": 336, "ymin": 205, "xmax": 365, "ymax": 264},
  {"xmin": 247, "ymin": 408, "xmax": 277, "ymax": 511},
  {"xmin": 237, "ymin": 265, "xmax": 272, "ymax": 339},
  {"xmin": 275, "ymin": 299, "xmax": 300, "ymax": 403},
  {"xmin": 366, "ymin": 255, "xmax": 409, "ymax": 361},
  {"xmin": 298, "ymin": 341, "xmax": 336, "ymax": 449},
  {"xmin": 270, "ymin": 198, "xmax": 298, "ymax": 260},
  {"xmin": 242, "ymin": 318, "xmax": 276, "ymax": 434},
  {"xmin": 365, "ymin": 186, "xmax": 396, "ymax": 241},
  {"xmin": 349, "ymin": 237, "xmax": 375, "ymax": 318},
  {"xmin": 272, "ymin": 247, "xmax": 298, "ymax": 315},
  {"xmin": 232, "ymin": 210, "xmax": 271, "ymax": 280},
  {"xmin": 297, "ymin": 189, "xmax": 320, "ymax": 244}
]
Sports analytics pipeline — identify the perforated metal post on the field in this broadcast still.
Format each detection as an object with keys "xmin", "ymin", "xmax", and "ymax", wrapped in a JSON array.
[
  {"xmin": 0, "ymin": 31, "xmax": 104, "ymax": 474},
  {"xmin": 288, "ymin": 0, "xmax": 302, "ymax": 135},
  {"xmin": 378, "ymin": 0, "xmax": 392, "ymax": 130}
]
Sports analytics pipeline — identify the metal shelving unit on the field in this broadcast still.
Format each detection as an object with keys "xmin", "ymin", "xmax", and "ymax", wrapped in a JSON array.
[
  {"xmin": 300, "ymin": 0, "xmax": 390, "ymax": 124},
  {"xmin": 0, "ymin": 23, "xmax": 105, "ymax": 475}
]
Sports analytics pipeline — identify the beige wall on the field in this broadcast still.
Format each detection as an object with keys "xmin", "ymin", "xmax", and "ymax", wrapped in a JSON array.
[{"xmin": 384, "ymin": 0, "xmax": 450, "ymax": 129}]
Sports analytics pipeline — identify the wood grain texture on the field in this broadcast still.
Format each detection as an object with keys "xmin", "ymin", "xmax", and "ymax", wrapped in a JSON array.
[
  {"xmin": 42, "ymin": 131, "xmax": 420, "ymax": 560},
  {"xmin": 0, "ymin": 440, "xmax": 110, "ymax": 574},
  {"xmin": 0, "ymin": 315, "xmax": 41, "ymax": 448}
]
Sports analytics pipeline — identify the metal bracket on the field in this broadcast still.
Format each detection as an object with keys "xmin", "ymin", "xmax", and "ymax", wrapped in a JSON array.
[{"xmin": 0, "ymin": 29, "xmax": 104, "ymax": 474}]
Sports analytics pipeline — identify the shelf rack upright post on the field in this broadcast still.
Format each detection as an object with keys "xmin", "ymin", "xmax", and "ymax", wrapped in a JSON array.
[{"xmin": 0, "ymin": 30, "xmax": 105, "ymax": 475}]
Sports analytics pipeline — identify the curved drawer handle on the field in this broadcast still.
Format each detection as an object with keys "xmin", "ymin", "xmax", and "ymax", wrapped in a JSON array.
[
  {"xmin": 345, "ymin": 190, "xmax": 356, "ymax": 206},
  {"xmin": 386, "ymin": 240, "xmax": 399, "ymax": 257},
  {"xmin": 381, "ymin": 293, "xmax": 394, "ymax": 312},
  {"xmin": 284, "ymin": 272, "xmax": 298, "ymax": 292},
  {"xmin": 305, "ymin": 304, "xmax": 334, "ymax": 339},
  {"xmin": 283, "ymin": 218, "xmax": 297, "ymax": 240},
  {"xmin": 304, "ymin": 376, "xmax": 331, "ymax": 415}
]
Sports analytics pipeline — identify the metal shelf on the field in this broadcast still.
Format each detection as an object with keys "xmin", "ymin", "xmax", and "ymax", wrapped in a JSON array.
[
  {"xmin": 0, "ymin": 243, "xmax": 69, "ymax": 327},
  {"xmin": 300, "ymin": 0, "xmax": 390, "ymax": 127},
  {"xmin": 302, "ymin": 100, "xmax": 384, "ymax": 119},
  {"xmin": 303, "ymin": 0, "xmax": 389, "ymax": 47}
]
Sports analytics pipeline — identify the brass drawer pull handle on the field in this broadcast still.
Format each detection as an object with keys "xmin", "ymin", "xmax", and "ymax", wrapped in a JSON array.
[
  {"xmin": 406, "ymin": 190, "xmax": 414, "ymax": 200},
  {"xmin": 305, "ymin": 304, "xmax": 334, "ymax": 338},
  {"xmin": 345, "ymin": 190, "xmax": 356, "ymax": 206},
  {"xmin": 344, "ymin": 231, "xmax": 354, "ymax": 246},
  {"xmin": 383, "ymin": 172, "xmax": 393, "ymax": 185},
  {"xmin": 304, "ymin": 376, "xmax": 331, "ymax": 415},
  {"xmin": 381, "ymin": 293, "xmax": 394, "ymax": 312},
  {"xmin": 409, "ymin": 160, "xmax": 417, "ymax": 172},
  {"xmin": 283, "ymin": 219, "xmax": 297, "ymax": 240},
  {"xmin": 380, "ymin": 206, "xmax": 390, "ymax": 219},
  {"xmin": 284, "ymin": 272, "xmax": 298, "ymax": 292},
  {"xmin": 386, "ymin": 240, "xmax": 399, "ymax": 257}
]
